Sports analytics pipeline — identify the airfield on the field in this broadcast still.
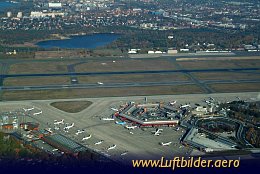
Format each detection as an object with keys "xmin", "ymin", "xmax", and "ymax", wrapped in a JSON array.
[
  {"xmin": 0, "ymin": 53, "xmax": 260, "ymax": 101},
  {"xmin": 1, "ymin": 92, "xmax": 259, "ymax": 165}
]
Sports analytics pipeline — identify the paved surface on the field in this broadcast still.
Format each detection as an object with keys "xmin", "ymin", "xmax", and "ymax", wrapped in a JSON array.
[{"xmin": 0, "ymin": 92, "xmax": 259, "ymax": 165}]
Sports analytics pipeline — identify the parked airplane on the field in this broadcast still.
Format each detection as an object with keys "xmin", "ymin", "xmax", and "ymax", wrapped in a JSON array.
[
  {"xmin": 45, "ymin": 128, "xmax": 53, "ymax": 133},
  {"xmin": 152, "ymin": 128, "xmax": 163, "ymax": 136},
  {"xmin": 107, "ymin": 144, "xmax": 117, "ymax": 151},
  {"xmin": 111, "ymin": 108, "xmax": 119, "ymax": 112},
  {"xmin": 209, "ymin": 97, "xmax": 215, "ymax": 101},
  {"xmin": 101, "ymin": 117, "xmax": 115, "ymax": 121},
  {"xmin": 75, "ymin": 129, "xmax": 85, "ymax": 135},
  {"xmin": 180, "ymin": 104, "xmax": 190, "ymax": 108},
  {"xmin": 23, "ymin": 107, "xmax": 34, "ymax": 111},
  {"xmin": 97, "ymin": 82, "xmax": 104, "ymax": 85},
  {"xmin": 169, "ymin": 101, "xmax": 177, "ymax": 105},
  {"xmin": 54, "ymin": 119, "xmax": 64, "ymax": 125},
  {"xmin": 161, "ymin": 142, "xmax": 172, "ymax": 146},
  {"xmin": 82, "ymin": 135, "xmax": 92, "ymax": 141},
  {"xmin": 64, "ymin": 123, "xmax": 74, "ymax": 130},
  {"xmin": 33, "ymin": 111, "xmax": 42, "ymax": 116},
  {"xmin": 115, "ymin": 121, "xmax": 126, "ymax": 125},
  {"xmin": 125, "ymin": 125, "xmax": 137, "ymax": 130},
  {"xmin": 120, "ymin": 151, "xmax": 128, "ymax": 156},
  {"xmin": 94, "ymin": 140, "xmax": 103, "ymax": 145}
]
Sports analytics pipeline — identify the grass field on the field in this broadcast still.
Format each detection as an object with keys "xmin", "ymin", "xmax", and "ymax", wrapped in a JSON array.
[
  {"xmin": 75, "ymin": 59, "xmax": 177, "ymax": 72},
  {"xmin": 1, "ymin": 85, "xmax": 203, "ymax": 101},
  {"xmin": 192, "ymin": 72, "xmax": 260, "ymax": 80},
  {"xmin": 4, "ymin": 77, "xmax": 71, "ymax": 86},
  {"xmin": 177, "ymin": 60, "xmax": 260, "ymax": 69},
  {"xmin": 50, "ymin": 101, "xmax": 93, "ymax": 113},
  {"xmin": 78, "ymin": 73, "xmax": 189, "ymax": 83},
  {"xmin": 209, "ymin": 83, "xmax": 260, "ymax": 92},
  {"xmin": 8, "ymin": 61, "xmax": 78, "ymax": 74}
]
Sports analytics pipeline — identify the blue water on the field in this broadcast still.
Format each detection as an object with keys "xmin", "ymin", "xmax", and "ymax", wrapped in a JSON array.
[
  {"xmin": 36, "ymin": 33, "xmax": 120, "ymax": 49},
  {"xmin": 0, "ymin": 1, "xmax": 18, "ymax": 11}
]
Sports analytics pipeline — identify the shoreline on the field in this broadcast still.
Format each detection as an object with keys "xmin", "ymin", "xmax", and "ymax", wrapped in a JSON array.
[{"xmin": 4, "ymin": 32, "xmax": 119, "ymax": 48}]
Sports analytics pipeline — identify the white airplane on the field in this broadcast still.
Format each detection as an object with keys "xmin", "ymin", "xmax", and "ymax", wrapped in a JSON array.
[
  {"xmin": 23, "ymin": 107, "xmax": 34, "ymax": 111},
  {"xmin": 45, "ymin": 128, "xmax": 53, "ymax": 133},
  {"xmin": 180, "ymin": 104, "xmax": 190, "ymax": 108},
  {"xmin": 94, "ymin": 140, "xmax": 103, "ymax": 145},
  {"xmin": 107, "ymin": 144, "xmax": 117, "ymax": 151},
  {"xmin": 97, "ymin": 82, "xmax": 104, "ymax": 85},
  {"xmin": 169, "ymin": 101, "xmax": 177, "ymax": 105},
  {"xmin": 161, "ymin": 142, "xmax": 172, "ymax": 146},
  {"xmin": 54, "ymin": 119, "xmax": 64, "ymax": 125},
  {"xmin": 75, "ymin": 129, "xmax": 85, "ymax": 135},
  {"xmin": 33, "ymin": 111, "xmax": 42, "ymax": 116},
  {"xmin": 64, "ymin": 123, "xmax": 74, "ymax": 130},
  {"xmin": 120, "ymin": 151, "xmax": 128, "ymax": 156},
  {"xmin": 82, "ymin": 134, "xmax": 92, "ymax": 141},
  {"xmin": 111, "ymin": 108, "xmax": 119, "ymax": 112},
  {"xmin": 152, "ymin": 128, "xmax": 163, "ymax": 136},
  {"xmin": 115, "ymin": 121, "xmax": 126, "ymax": 125},
  {"xmin": 125, "ymin": 125, "xmax": 137, "ymax": 130},
  {"xmin": 101, "ymin": 117, "xmax": 115, "ymax": 121},
  {"xmin": 204, "ymin": 100, "xmax": 211, "ymax": 104}
]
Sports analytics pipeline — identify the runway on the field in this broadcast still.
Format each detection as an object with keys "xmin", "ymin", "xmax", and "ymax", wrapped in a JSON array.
[
  {"xmin": 1, "ymin": 79, "xmax": 260, "ymax": 92},
  {"xmin": 1, "ymin": 67, "xmax": 260, "ymax": 79}
]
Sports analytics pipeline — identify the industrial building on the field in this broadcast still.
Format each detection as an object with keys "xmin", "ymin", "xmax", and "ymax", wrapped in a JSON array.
[{"xmin": 116, "ymin": 102, "xmax": 179, "ymax": 127}]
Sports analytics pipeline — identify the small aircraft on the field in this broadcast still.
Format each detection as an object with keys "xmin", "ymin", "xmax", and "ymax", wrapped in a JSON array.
[
  {"xmin": 180, "ymin": 104, "xmax": 190, "ymax": 108},
  {"xmin": 82, "ymin": 134, "xmax": 92, "ymax": 141},
  {"xmin": 75, "ymin": 129, "xmax": 85, "ymax": 135},
  {"xmin": 97, "ymin": 82, "xmax": 104, "ymax": 85},
  {"xmin": 161, "ymin": 142, "xmax": 172, "ymax": 146},
  {"xmin": 111, "ymin": 108, "xmax": 119, "ymax": 112},
  {"xmin": 54, "ymin": 119, "xmax": 64, "ymax": 125},
  {"xmin": 33, "ymin": 111, "xmax": 42, "ymax": 116},
  {"xmin": 107, "ymin": 144, "xmax": 117, "ymax": 151},
  {"xmin": 94, "ymin": 140, "xmax": 104, "ymax": 145},
  {"xmin": 115, "ymin": 121, "xmax": 126, "ymax": 125},
  {"xmin": 120, "ymin": 151, "xmax": 128, "ymax": 156},
  {"xmin": 169, "ymin": 101, "xmax": 177, "ymax": 105},
  {"xmin": 152, "ymin": 128, "xmax": 163, "ymax": 136},
  {"xmin": 125, "ymin": 125, "xmax": 137, "ymax": 130},
  {"xmin": 101, "ymin": 117, "xmax": 115, "ymax": 121},
  {"xmin": 23, "ymin": 107, "xmax": 34, "ymax": 112},
  {"xmin": 45, "ymin": 128, "xmax": 53, "ymax": 133},
  {"xmin": 64, "ymin": 123, "xmax": 74, "ymax": 130}
]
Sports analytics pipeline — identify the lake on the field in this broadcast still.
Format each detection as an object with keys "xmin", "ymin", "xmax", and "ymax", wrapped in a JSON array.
[
  {"xmin": 36, "ymin": 33, "xmax": 120, "ymax": 49},
  {"xmin": 0, "ymin": 1, "xmax": 19, "ymax": 11}
]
